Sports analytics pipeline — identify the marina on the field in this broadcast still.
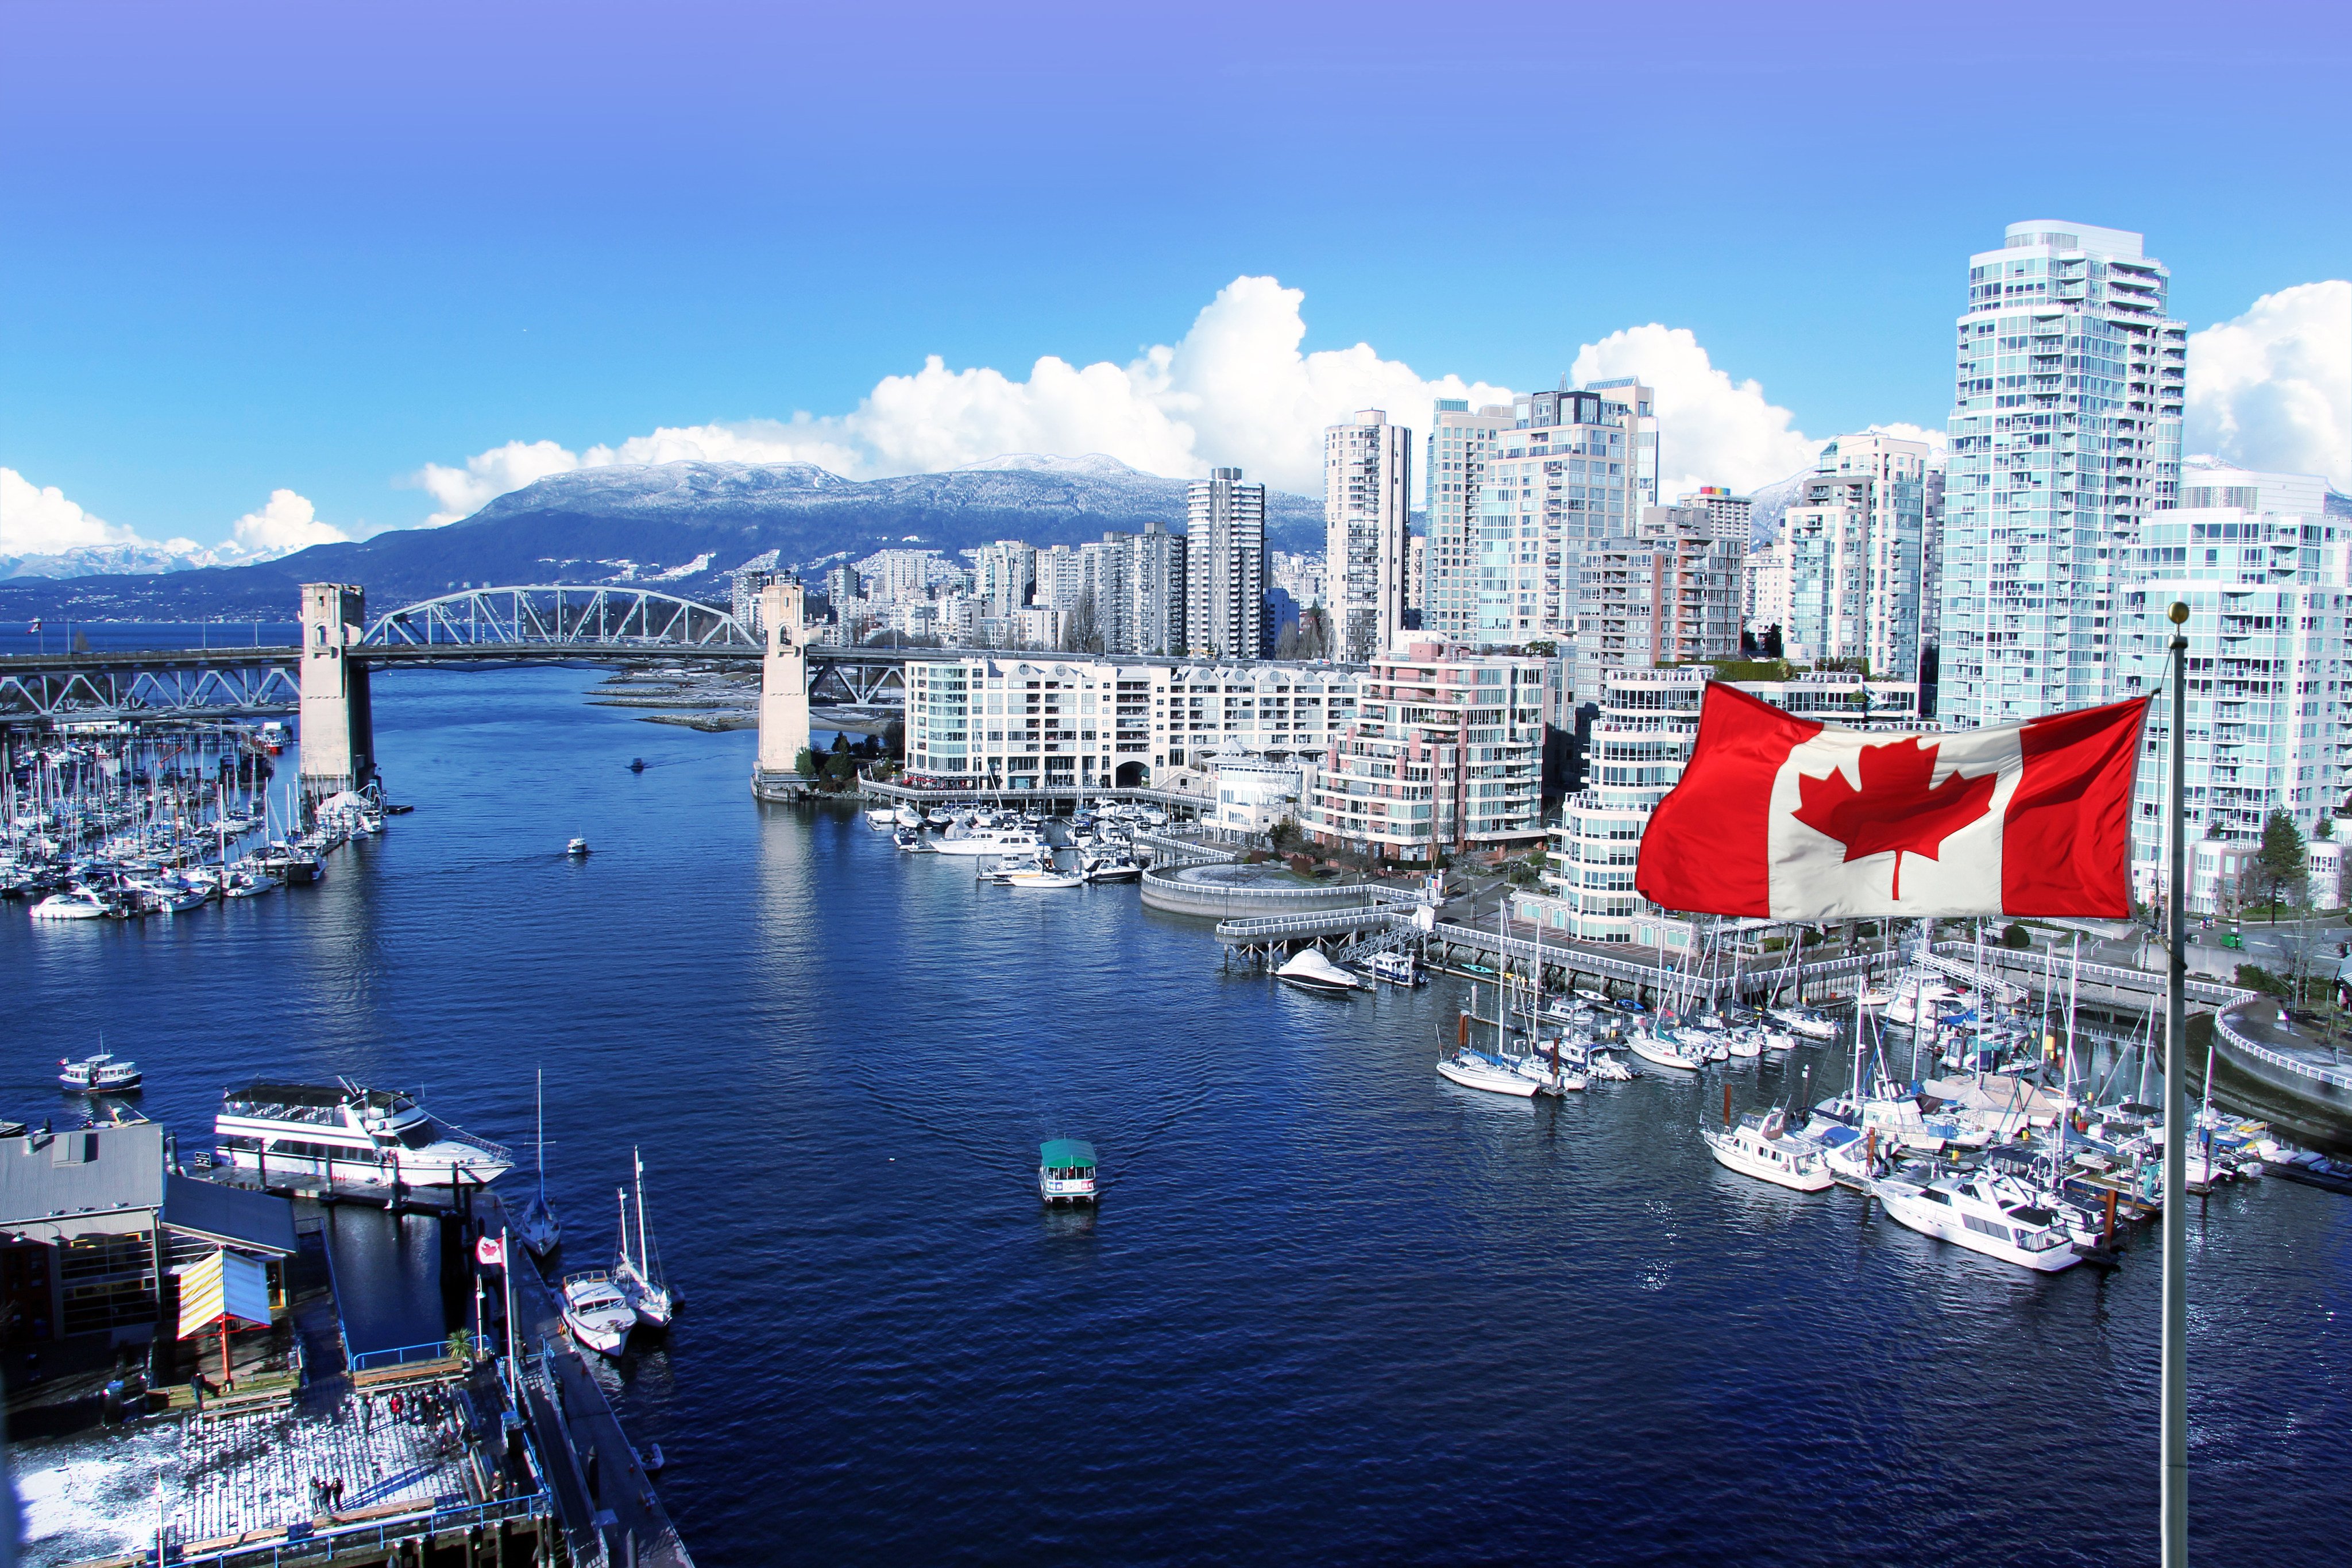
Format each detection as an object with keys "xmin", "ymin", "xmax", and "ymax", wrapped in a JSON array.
[{"xmin": 5, "ymin": 661, "xmax": 2350, "ymax": 1565}]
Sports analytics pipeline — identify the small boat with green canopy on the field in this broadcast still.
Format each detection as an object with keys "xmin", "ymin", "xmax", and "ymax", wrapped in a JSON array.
[{"xmin": 1038, "ymin": 1139, "xmax": 1098, "ymax": 1205}]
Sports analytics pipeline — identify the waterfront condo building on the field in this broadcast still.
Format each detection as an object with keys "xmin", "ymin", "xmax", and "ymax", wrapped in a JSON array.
[
  {"xmin": 1477, "ymin": 388, "xmax": 1637, "ymax": 686},
  {"xmin": 1423, "ymin": 400, "xmax": 1512, "ymax": 640},
  {"xmin": 1325, "ymin": 411, "xmax": 1415, "ymax": 662},
  {"xmin": 902, "ymin": 655, "xmax": 1358, "ymax": 790},
  {"xmin": 1577, "ymin": 502, "xmax": 1747, "ymax": 680},
  {"xmin": 2115, "ymin": 464, "xmax": 2352, "ymax": 909},
  {"xmin": 1939, "ymin": 220, "xmax": 2187, "ymax": 728},
  {"xmin": 1521, "ymin": 665, "xmax": 1919, "ymax": 946},
  {"xmin": 1582, "ymin": 378, "xmax": 1660, "ymax": 514},
  {"xmin": 972, "ymin": 540, "xmax": 1038, "ymax": 621},
  {"xmin": 1299, "ymin": 639, "xmax": 1547, "ymax": 863},
  {"xmin": 1781, "ymin": 431, "xmax": 1937, "ymax": 679},
  {"xmin": 1186, "ymin": 468, "xmax": 1266, "ymax": 660}
]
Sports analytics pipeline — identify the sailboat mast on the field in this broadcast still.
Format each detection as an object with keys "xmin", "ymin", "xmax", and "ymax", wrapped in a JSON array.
[
  {"xmin": 634, "ymin": 1148, "xmax": 651, "ymax": 1277},
  {"xmin": 535, "ymin": 1068, "xmax": 547, "ymax": 1202}
]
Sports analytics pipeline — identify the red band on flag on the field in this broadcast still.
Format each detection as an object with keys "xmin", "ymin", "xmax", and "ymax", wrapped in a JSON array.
[
  {"xmin": 2001, "ymin": 697, "xmax": 2150, "ymax": 917},
  {"xmin": 1636, "ymin": 683, "xmax": 1821, "ymax": 917}
]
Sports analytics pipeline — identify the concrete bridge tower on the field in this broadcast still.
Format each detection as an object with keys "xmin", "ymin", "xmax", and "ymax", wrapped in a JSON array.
[
  {"xmin": 751, "ymin": 578, "xmax": 811, "ymax": 800},
  {"xmin": 299, "ymin": 582, "xmax": 374, "ymax": 800}
]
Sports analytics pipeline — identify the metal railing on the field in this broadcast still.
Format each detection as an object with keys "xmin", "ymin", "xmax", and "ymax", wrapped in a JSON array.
[
  {"xmin": 175, "ymin": 1487, "xmax": 551, "ymax": 1568},
  {"xmin": 2216, "ymin": 1013, "xmax": 2352, "ymax": 1092},
  {"xmin": 1215, "ymin": 906, "xmax": 1412, "ymax": 942},
  {"xmin": 349, "ymin": 1339, "xmax": 458, "ymax": 1372}
]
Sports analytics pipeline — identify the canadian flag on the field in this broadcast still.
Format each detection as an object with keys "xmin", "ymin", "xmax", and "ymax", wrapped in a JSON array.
[
  {"xmin": 475, "ymin": 1234, "xmax": 507, "ymax": 1268},
  {"xmin": 1636, "ymin": 684, "xmax": 2150, "ymax": 920}
]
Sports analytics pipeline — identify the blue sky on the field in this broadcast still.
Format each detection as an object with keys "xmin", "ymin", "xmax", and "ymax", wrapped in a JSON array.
[{"xmin": 4, "ymin": 0, "xmax": 2347, "ymax": 557}]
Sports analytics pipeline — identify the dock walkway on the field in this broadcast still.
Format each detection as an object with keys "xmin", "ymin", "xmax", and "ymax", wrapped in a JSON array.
[{"xmin": 484, "ymin": 1190, "xmax": 693, "ymax": 1568}]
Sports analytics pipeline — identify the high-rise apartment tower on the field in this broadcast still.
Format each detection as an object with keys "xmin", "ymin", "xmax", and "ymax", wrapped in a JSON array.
[
  {"xmin": 1325, "ymin": 411, "xmax": 1415, "ymax": 662},
  {"xmin": 1938, "ymin": 220, "xmax": 2187, "ymax": 725}
]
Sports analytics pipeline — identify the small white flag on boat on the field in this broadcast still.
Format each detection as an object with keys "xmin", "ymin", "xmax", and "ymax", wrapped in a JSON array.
[{"xmin": 475, "ymin": 1234, "xmax": 506, "ymax": 1268}]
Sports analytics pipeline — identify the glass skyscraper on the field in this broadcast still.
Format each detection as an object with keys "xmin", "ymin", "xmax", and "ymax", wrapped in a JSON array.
[{"xmin": 1938, "ymin": 220, "xmax": 2186, "ymax": 727}]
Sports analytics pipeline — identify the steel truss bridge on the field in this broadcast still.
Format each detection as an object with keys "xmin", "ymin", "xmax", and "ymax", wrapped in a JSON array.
[{"xmin": 0, "ymin": 586, "xmax": 911, "ymax": 723}]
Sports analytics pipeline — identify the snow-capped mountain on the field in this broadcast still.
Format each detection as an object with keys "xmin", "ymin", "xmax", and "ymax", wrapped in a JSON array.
[{"xmin": 0, "ymin": 456, "xmax": 1326, "ymax": 620}]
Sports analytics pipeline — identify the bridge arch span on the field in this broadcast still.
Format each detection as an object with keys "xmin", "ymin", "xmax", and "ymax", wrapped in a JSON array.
[{"xmin": 362, "ymin": 585, "xmax": 758, "ymax": 651}]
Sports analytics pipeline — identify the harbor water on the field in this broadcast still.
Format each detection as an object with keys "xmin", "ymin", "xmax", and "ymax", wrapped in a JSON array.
[{"xmin": 7, "ymin": 662, "xmax": 2351, "ymax": 1565}]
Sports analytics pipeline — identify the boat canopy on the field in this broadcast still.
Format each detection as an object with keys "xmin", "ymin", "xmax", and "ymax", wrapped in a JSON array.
[{"xmin": 1040, "ymin": 1139, "xmax": 1096, "ymax": 1170}]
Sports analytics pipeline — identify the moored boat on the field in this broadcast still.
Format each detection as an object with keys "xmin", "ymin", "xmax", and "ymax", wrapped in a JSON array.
[
  {"xmin": 214, "ymin": 1078, "xmax": 513, "ymax": 1189},
  {"xmin": 1276, "ymin": 948, "xmax": 1366, "ymax": 994},
  {"xmin": 1702, "ymin": 1111, "xmax": 1833, "ymax": 1192},
  {"xmin": 1871, "ymin": 1170, "xmax": 2081, "ymax": 1272},
  {"xmin": 561, "ymin": 1270, "xmax": 636, "ymax": 1355},
  {"xmin": 1436, "ymin": 1048, "xmax": 1542, "ymax": 1097}
]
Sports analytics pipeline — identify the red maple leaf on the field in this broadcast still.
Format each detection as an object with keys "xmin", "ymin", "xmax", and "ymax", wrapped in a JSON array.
[{"xmin": 1790, "ymin": 738, "xmax": 1998, "ymax": 901}]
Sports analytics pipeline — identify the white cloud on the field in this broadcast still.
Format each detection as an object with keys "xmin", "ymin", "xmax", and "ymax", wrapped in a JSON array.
[
  {"xmin": 229, "ymin": 489, "xmax": 349, "ymax": 555},
  {"xmin": 410, "ymin": 277, "xmax": 1517, "ymax": 511},
  {"xmin": 1571, "ymin": 325, "xmax": 1825, "ymax": 501},
  {"xmin": 414, "ymin": 438, "xmax": 590, "ymax": 527},
  {"xmin": 2186, "ymin": 280, "xmax": 2350, "ymax": 489},
  {"xmin": 1, "ymin": 466, "xmax": 141, "ymax": 555}
]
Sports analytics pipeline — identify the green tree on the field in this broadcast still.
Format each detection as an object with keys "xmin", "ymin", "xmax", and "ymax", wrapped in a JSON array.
[
  {"xmin": 794, "ymin": 746, "xmax": 819, "ymax": 778},
  {"xmin": 2251, "ymin": 809, "xmax": 2309, "ymax": 922}
]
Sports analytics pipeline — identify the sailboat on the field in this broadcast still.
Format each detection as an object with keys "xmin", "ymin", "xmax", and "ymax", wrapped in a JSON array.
[
  {"xmin": 613, "ymin": 1146, "xmax": 677, "ymax": 1327},
  {"xmin": 516, "ymin": 1069, "xmax": 561, "ymax": 1260}
]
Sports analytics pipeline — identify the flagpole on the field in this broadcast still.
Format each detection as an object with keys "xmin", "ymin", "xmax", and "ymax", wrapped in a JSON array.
[{"xmin": 2162, "ymin": 598, "xmax": 2189, "ymax": 1567}]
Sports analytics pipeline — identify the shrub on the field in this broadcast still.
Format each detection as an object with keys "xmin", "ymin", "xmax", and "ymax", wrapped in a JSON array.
[
  {"xmin": 1288, "ymin": 853, "xmax": 1314, "ymax": 875},
  {"xmin": 2002, "ymin": 922, "xmax": 2033, "ymax": 949}
]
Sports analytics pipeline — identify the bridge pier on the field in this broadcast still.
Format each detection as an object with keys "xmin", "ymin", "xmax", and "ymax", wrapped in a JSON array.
[
  {"xmin": 299, "ymin": 582, "xmax": 374, "ymax": 801},
  {"xmin": 751, "ymin": 579, "xmax": 812, "ymax": 802}
]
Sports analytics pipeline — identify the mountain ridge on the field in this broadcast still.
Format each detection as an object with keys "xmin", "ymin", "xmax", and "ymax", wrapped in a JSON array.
[{"xmin": 0, "ymin": 458, "xmax": 1328, "ymax": 620}]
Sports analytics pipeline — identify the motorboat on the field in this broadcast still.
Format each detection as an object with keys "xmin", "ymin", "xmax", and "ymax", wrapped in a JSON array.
[
  {"xmin": 864, "ymin": 808, "xmax": 897, "ymax": 828},
  {"xmin": 1626, "ymin": 1028, "xmax": 1707, "ymax": 1073},
  {"xmin": 220, "ymin": 866, "xmax": 275, "ymax": 898},
  {"xmin": 515, "ymin": 1069, "xmax": 561, "ymax": 1260},
  {"xmin": 254, "ymin": 843, "xmax": 321, "ymax": 885},
  {"xmin": 1436, "ymin": 1049, "xmax": 1541, "ymax": 1098},
  {"xmin": 1796, "ymin": 1119, "xmax": 1880, "ymax": 1182},
  {"xmin": 1512, "ymin": 1045, "xmax": 1584, "ymax": 1094},
  {"xmin": 214, "ymin": 1078, "xmax": 514, "ymax": 1188},
  {"xmin": 1039, "ymin": 1138, "xmax": 1099, "ymax": 1205},
  {"xmin": 612, "ymin": 1149, "xmax": 675, "ymax": 1327},
  {"xmin": 1360, "ymin": 950, "xmax": 1423, "ymax": 987},
  {"xmin": 1702, "ymin": 1111, "xmax": 1834, "ymax": 1192},
  {"xmin": 129, "ymin": 876, "xmax": 211, "ymax": 914},
  {"xmin": 1002, "ymin": 860, "xmax": 1086, "ymax": 889},
  {"xmin": 1724, "ymin": 1028, "xmax": 1764, "ymax": 1059},
  {"xmin": 561, "ymin": 1271, "xmax": 637, "ymax": 1356},
  {"xmin": 927, "ymin": 808, "xmax": 958, "ymax": 827},
  {"xmin": 1276, "ymin": 948, "xmax": 1366, "ymax": 994},
  {"xmin": 893, "ymin": 805, "xmax": 922, "ymax": 829},
  {"xmin": 1082, "ymin": 853, "xmax": 1144, "ymax": 883},
  {"xmin": 30, "ymin": 887, "xmax": 112, "ymax": 920},
  {"xmin": 565, "ymin": 838, "xmax": 591, "ymax": 858},
  {"xmin": 1767, "ymin": 1006, "xmax": 1839, "ymax": 1041},
  {"xmin": 1871, "ymin": 1171, "xmax": 2081, "ymax": 1272},
  {"xmin": 931, "ymin": 827, "xmax": 1044, "ymax": 858},
  {"xmin": 60, "ymin": 1052, "xmax": 142, "ymax": 1093},
  {"xmin": 893, "ymin": 829, "xmax": 923, "ymax": 851}
]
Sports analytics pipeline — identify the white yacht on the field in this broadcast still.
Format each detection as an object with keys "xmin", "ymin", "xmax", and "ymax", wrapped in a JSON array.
[
  {"xmin": 30, "ymin": 887, "xmax": 112, "ymax": 920},
  {"xmin": 1276, "ymin": 948, "xmax": 1366, "ymax": 994},
  {"xmin": 1002, "ymin": 859, "xmax": 1086, "ymax": 889},
  {"xmin": 864, "ymin": 808, "xmax": 897, "ymax": 828},
  {"xmin": 931, "ymin": 826, "xmax": 1045, "ymax": 858},
  {"xmin": 893, "ymin": 804, "xmax": 922, "ymax": 828},
  {"xmin": 1871, "ymin": 1170, "xmax": 2081, "ymax": 1272},
  {"xmin": 1767, "ymin": 1006, "xmax": 1839, "ymax": 1041},
  {"xmin": 1435, "ymin": 1049, "xmax": 1541, "ymax": 1097},
  {"xmin": 1627, "ymin": 1029, "xmax": 1707, "ymax": 1073},
  {"xmin": 1701, "ymin": 1112, "xmax": 1834, "ymax": 1192},
  {"xmin": 561, "ymin": 1270, "xmax": 637, "ymax": 1355},
  {"xmin": 214, "ymin": 1079, "xmax": 514, "ymax": 1189}
]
